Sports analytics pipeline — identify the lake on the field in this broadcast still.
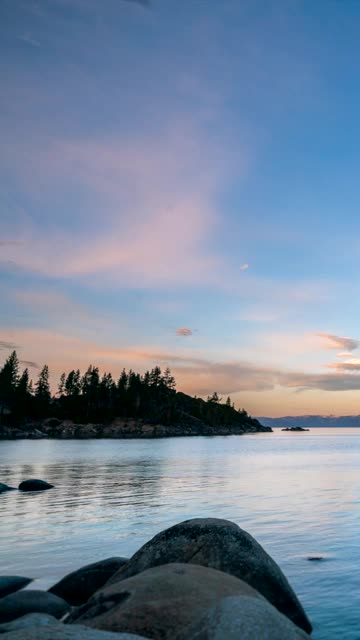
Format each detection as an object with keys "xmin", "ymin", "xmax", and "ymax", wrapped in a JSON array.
[{"xmin": 0, "ymin": 428, "xmax": 359, "ymax": 639}]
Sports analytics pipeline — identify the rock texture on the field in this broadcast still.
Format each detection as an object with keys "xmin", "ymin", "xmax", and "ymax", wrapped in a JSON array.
[
  {"xmin": 49, "ymin": 557, "xmax": 128, "ymax": 605},
  {"xmin": 0, "ymin": 577, "xmax": 32, "ymax": 599},
  {"xmin": 107, "ymin": 518, "xmax": 311, "ymax": 634},
  {"xmin": 67, "ymin": 563, "xmax": 264, "ymax": 640},
  {"xmin": 0, "ymin": 625, "xmax": 147, "ymax": 639},
  {"xmin": 0, "ymin": 613, "xmax": 59, "ymax": 634},
  {"xmin": 18, "ymin": 480, "xmax": 54, "ymax": 492},
  {"xmin": 174, "ymin": 595, "xmax": 310, "ymax": 640},
  {"xmin": 0, "ymin": 591, "xmax": 70, "ymax": 623}
]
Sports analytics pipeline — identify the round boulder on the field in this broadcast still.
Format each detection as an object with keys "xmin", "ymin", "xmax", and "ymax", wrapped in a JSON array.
[
  {"xmin": 67, "ymin": 562, "xmax": 264, "ymax": 640},
  {"xmin": 174, "ymin": 595, "xmax": 310, "ymax": 640},
  {"xmin": 18, "ymin": 480, "xmax": 54, "ymax": 492},
  {"xmin": 0, "ymin": 577, "xmax": 33, "ymax": 599},
  {"xmin": 107, "ymin": 518, "xmax": 311, "ymax": 634},
  {"xmin": 0, "ymin": 590, "xmax": 70, "ymax": 623},
  {"xmin": 0, "ymin": 484, "xmax": 16, "ymax": 494},
  {"xmin": 49, "ymin": 557, "xmax": 128, "ymax": 605}
]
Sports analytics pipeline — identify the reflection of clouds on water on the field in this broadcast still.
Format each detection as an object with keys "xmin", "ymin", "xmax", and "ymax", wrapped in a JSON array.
[{"xmin": 1, "ymin": 433, "xmax": 360, "ymax": 639}]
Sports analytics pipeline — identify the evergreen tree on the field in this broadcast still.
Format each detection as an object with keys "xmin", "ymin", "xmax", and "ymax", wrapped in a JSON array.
[
  {"xmin": 58, "ymin": 372, "xmax": 66, "ymax": 396},
  {"xmin": 0, "ymin": 350, "xmax": 19, "ymax": 420},
  {"xmin": 35, "ymin": 364, "xmax": 51, "ymax": 406},
  {"xmin": 163, "ymin": 367, "xmax": 176, "ymax": 391}
]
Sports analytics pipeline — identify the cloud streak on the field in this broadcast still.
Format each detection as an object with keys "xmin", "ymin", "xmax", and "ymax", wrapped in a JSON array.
[{"xmin": 316, "ymin": 333, "xmax": 359, "ymax": 352}]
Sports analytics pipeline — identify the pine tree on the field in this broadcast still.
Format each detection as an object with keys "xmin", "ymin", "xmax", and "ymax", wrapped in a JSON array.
[
  {"xmin": 0, "ymin": 350, "xmax": 20, "ymax": 420},
  {"xmin": 163, "ymin": 367, "xmax": 176, "ymax": 391},
  {"xmin": 35, "ymin": 365, "xmax": 51, "ymax": 404},
  {"xmin": 58, "ymin": 372, "xmax": 66, "ymax": 396}
]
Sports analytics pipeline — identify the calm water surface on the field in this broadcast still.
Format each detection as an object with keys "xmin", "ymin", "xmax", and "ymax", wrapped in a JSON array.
[{"xmin": 1, "ymin": 429, "xmax": 359, "ymax": 639}]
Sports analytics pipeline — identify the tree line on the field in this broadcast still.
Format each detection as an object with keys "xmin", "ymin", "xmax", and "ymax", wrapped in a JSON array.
[{"xmin": 0, "ymin": 350, "xmax": 253, "ymax": 428}]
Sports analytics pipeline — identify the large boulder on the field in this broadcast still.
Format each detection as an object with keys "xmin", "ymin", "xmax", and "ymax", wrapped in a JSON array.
[
  {"xmin": 0, "ymin": 625, "xmax": 146, "ymax": 639},
  {"xmin": 174, "ymin": 595, "xmax": 310, "ymax": 640},
  {"xmin": 49, "ymin": 557, "xmax": 128, "ymax": 605},
  {"xmin": 67, "ymin": 562, "xmax": 264, "ymax": 640},
  {"xmin": 0, "ymin": 591, "xmax": 69, "ymax": 623},
  {"xmin": 18, "ymin": 480, "xmax": 53, "ymax": 492},
  {"xmin": 0, "ymin": 577, "xmax": 32, "ymax": 599},
  {"xmin": 107, "ymin": 518, "xmax": 311, "ymax": 634},
  {"xmin": 0, "ymin": 484, "xmax": 15, "ymax": 494}
]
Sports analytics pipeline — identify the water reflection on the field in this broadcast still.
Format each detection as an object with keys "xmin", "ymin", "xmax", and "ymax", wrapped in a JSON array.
[{"xmin": 1, "ymin": 432, "xmax": 360, "ymax": 639}]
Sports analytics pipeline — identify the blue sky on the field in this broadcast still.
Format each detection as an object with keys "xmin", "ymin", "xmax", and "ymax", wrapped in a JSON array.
[{"xmin": 2, "ymin": 0, "xmax": 360, "ymax": 416}]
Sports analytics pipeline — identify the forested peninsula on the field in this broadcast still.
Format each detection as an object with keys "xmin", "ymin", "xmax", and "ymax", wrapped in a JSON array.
[{"xmin": 0, "ymin": 351, "xmax": 271, "ymax": 439}]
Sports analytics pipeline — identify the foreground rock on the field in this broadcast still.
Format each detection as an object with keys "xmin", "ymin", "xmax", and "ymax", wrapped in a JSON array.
[
  {"xmin": 175, "ymin": 595, "xmax": 310, "ymax": 640},
  {"xmin": 49, "ymin": 557, "xmax": 128, "ymax": 605},
  {"xmin": 0, "ymin": 484, "xmax": 15, "ymax": 494},
  {"xmin": 107, "ymin": 518, "xmax": 311, "ymax": 634},
  {"xmin": 0, "ymin": 577, "xmax": 32, "ymax": 599},
  {"xmin": 18, "ymin": 480, "xmax": 54, "ymax": 492},
  {"xmin": 67, "ymin": 563, "xmax": 263, "ymax": 639},
  {"xmin": 0, "ymin": 624, "xmax": 147, "ymax": 639},
  {"xmin": 0, "ymin": 591, "xmax": 69, "ymax": 623},
  {"xmin": 0, "ymin": 613, "xmax": 58, "ymax": 633}
]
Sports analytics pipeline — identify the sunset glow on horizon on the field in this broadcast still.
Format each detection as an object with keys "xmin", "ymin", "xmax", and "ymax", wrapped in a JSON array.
[{"xmin": 2, "ymin": 0, "xmax": 360, "ymax": 416}]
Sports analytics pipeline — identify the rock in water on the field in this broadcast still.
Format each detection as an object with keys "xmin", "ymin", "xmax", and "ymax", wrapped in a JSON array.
[
  {"xmin": 0, "ymin": 626, "xmax": 147, "ymax": 639},
  {"xmin": 0, "ymin": 577, "xmax": 33, "ymax": 599},
  {"xmin": 107, "ymin": 517, "xmax": 311, "ymax": 634},
  {"xmin": 48, "ymin": 557, "xmax": 128, "ymax": 605},
  {"xmin": 67, "ymin": 563, "xmax": 264, "ymax": 640},
  {"xmin": 18, "ymin": 480, "xmax": 54, "ymax": 492},
  {"xmin": 0, "ymin": 591, "xmax": 69, "ymax": 623},
  {"xmin": 175, "ymin": 595, "xmax": 310, "ymax": 640},
  {"xmin": 0, "ymin": 484, "xmax": 16, "ymax": 494}
]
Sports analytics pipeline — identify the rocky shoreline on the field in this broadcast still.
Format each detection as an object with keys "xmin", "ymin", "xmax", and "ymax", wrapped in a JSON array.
[
  {"xmin": 0, "ymin": 417, "xmax": 272, "ymax": 440},
  {"xmin": 0, "ymin": 517, "xmax": 311, "ymax": 639}
]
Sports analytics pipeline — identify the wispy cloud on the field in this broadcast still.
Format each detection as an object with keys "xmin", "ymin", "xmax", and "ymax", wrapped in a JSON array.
[
  {"xmin": 0, "ymin": 341, "xmax": 18, "ymax": 351},
  {"xmin": 17, "ymin": 34, "xmax": 41, "ymax": 47},
  {"xmin": 316, "ymin": 333, "xmax": 359, "ymax": 352},
  {"xmin": 176, "ymin": 328, "xmax": 193, "ymax": 337},
  {"xmin": 240, "ymin": 264, "xmax": 249, "ymax": 271},
  {"xmin": 20, "ymin": 359, "xmax": 40, "ymax": 369}
]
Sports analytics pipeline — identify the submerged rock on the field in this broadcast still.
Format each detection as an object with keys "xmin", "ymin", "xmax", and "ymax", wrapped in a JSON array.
[
  {"xmin": 67, "ymin": 562, "xmax": 263, "ymax": 640},
  {"xmin": 107, "ymin": 517, "xmax": 312, "ymax": 634},
  {"xmin": 0, "ymin": 577, "xmax": 32, "ymax": 599},
  {"xmin": 18, "ymin": 480, "xmax": 54, "ymax": 492},
  {"xmin": 0, "ymin": 484, "xmax": 16, "ymax": 494},
  {"xmin": 0, "ymin": 591, "xmax": 69, "ymax": 623},
  {"xmin": 49, "ymin": 557, "xmax": 128, "ymax": 605},
  {"xmin": 174, "ymin": 595, "xmax": 310, "ymax": 640}
]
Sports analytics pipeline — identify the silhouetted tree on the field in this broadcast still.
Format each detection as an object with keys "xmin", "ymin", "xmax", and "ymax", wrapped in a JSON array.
[{"xmin": 35, "ymin": 365, "xmax": 51, "ymax": 416}]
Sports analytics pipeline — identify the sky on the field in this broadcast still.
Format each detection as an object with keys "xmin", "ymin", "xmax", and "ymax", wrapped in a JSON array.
[{"xmin": 2, "ymin": 0, "xmax": 360, "ymax": 417}]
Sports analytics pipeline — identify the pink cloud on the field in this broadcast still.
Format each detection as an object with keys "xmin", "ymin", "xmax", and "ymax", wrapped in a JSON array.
[{"xmin": 176, "ymin": 328, "xmax": 193, "ymax": 337}]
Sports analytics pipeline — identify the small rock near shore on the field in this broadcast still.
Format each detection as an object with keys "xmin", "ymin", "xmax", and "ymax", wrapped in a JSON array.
[
  {"xmin": 0, "ymin": 484, "xmax": 16, "ymax": 494},
  {"xmin": 0, "ymin": 577, "xmax": 33, "ymax": 600},
  {"xmin": 67, "ymin": 562, "xmax": 264, "ymax": 640},
  {"xmin": 18, "ymin": 480, "xmax": 54, "ymax": 492},
  {"xmin": 48, "ymin": 557, "xmax": 129, "ymax": 605},
  {"xmin": 0, "ymin": 590, "xmax": 70, "ymax": 623},
  {"xmin": 174, "ymin": 595, "xmax": 310, "ymax": 640},
  {"xmin": 107, "ymin": 517, "xmax": 311, "ymax": 634}
]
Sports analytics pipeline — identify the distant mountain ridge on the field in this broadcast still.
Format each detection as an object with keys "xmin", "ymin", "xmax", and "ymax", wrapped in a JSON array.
[{"xmin": 257, "ymin": 415, "xmax": 360, "ymax": 428}]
